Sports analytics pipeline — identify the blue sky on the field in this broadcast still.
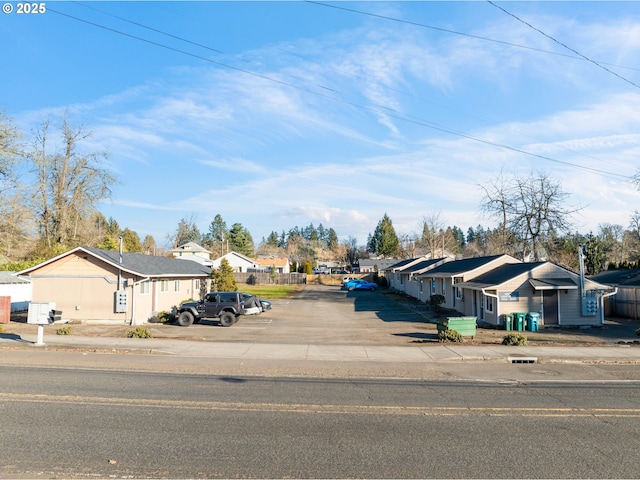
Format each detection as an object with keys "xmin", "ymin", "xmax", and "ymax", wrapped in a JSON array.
[{"xmin": 2, "ymin": 1, "xmax": 639, "ymax": 248}]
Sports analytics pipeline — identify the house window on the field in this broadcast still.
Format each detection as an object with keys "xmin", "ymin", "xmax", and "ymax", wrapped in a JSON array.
[
  {"xmin": 442, "ymin": 280, "xmax": 446, "ymax": 295},
  {"xmin": 454, "ymin": 278, "xmax": 463, "ymax": 299},
  {"xmin": 419, "ymin": 281, "xmax": 423, "ymax": 293},
  {"xmin": 174, "ymin": 280, "xmax": 180, "ymax": 292},
  {"xmin": 486, "ymin": 295, "xmax": 494, "ymax": 313},
  {"xmin": 431, "ymin": 280, "xmax": 436, "ymax": 295},
  {"xmin": 160, "ymin": 280, "xmax": 169, "ymax": 293},
  {"xmin": 140, "ymin": 280, "xmax": 150, "ymax": 295}
]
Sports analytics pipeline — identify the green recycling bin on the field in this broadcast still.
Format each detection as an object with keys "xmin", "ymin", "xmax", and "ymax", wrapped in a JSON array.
[
  {"xmin": 501, "ymin": 313, "xmax": 513, "ymax": 331},
  {"xmin": 514, "ymin": 312, "xmax": 526, "ymax": 331},
  {"xmin": 527, "ymin": 312, "xmax": 540, "ymax": 332}
]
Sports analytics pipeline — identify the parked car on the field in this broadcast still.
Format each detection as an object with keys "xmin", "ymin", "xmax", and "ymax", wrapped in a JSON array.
[
  {"xmin": 341, "ymin": 276, "xmax": 360, "ymax": 285},
  {"xmin": 174, "ymin": 292, "xmax": 246, "ymax": 327},
  {"xmin": 242, "ymin": 293, "xmax": 272, "ymax": 315},
  {"xmin": 343, "ymin": 279, "xmax": 378, "ymax": 291}
]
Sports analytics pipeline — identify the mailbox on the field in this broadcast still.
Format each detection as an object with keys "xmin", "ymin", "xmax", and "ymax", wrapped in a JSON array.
[
  {"xmin": 49, "ymin": 309, "xmax": 62, "ymax": 324},
  {"xmin": 27, "ymin": 302, "xmax": 57, "ymax": 325}
]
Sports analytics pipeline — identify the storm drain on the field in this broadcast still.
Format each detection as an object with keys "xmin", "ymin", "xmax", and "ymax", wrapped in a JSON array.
[{"xmin": 508, "ymin": 355, "xmax": 538, "ymax": 364}]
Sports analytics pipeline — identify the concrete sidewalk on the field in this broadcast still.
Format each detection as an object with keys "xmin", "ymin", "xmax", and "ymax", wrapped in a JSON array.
[{"xmin": 2, "ymin": 331, "xmax": 640, "ymax": 364}]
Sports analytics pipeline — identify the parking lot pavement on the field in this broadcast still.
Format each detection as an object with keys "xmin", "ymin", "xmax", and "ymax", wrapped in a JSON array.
[{"xmin": 2, "ymin": 285, "xmax": 640, "ymax": 366}]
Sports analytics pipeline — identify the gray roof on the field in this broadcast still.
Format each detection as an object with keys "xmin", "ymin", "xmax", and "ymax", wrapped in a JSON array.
[
  {"xmin": 387, "ymin": 258, "xmax": 421, "ymax": 271},
  {"xmin": 358, "ymin": 258, "xmax": 402, "ymax": 271},
  {"xmin": 591, "ymin": 269, "xmax": 640, "ymax": 287},
  {"xmin": 0, "ymin": 271, "xmax": 30, "ymax": 284},
  {"xmin": 457, "ymin": 262, "xmax": 548, "ymax": 289},
  {"xmin": 20, "ymin": 247, "xmax": 211, "ymax": 278},
  {"xmin": 84, "ymin": 247, "xmax": 211, "ymax": 277},
  {"xmin": 417, "ymin": 255, "xmax": 509, "ymax": 277},
  {"xmin": 400, "ymin": 258, "xmax": 446, "ymax": 274}
]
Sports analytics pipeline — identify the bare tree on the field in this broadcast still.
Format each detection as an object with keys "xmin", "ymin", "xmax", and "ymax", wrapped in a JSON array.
[
  {"xmin": 29, "ymin": 117, "xmax": 117, "ymax": 252},
  {"xmin": 418, "ymin": 212, "xmax": 445, "ymax": 257},
  {"xmin": 0, "ymin": 112, "xmax": 30, "ymax": 257},
  {"xmin": 481, "ymin": 171, "xmax": 578, "ymax": 261},
  {"xmin": 417, "ymin": 212, "xmax": 458, "ymax": 258}
]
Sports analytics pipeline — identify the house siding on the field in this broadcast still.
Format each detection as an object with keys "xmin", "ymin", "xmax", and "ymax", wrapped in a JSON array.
[
  {"xmin": 26, "ymin": 251, "xmax": 202, "ymax": 323},
  {"xmin": 422, "ymin": 256, "xmax": 519, "ymax": 311},
  {"xmin": 464, "ymin": 263, "xmax": 606, "ymax": 327}
]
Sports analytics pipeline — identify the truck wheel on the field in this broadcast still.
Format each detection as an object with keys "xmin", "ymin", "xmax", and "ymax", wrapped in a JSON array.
[
  {"xmin": 177, "ymin": 311, "xmax": 194, "ymax": 327},
  {"xmin": 219, "ymin": 312, "xmax": 235, "ymax": 327}
]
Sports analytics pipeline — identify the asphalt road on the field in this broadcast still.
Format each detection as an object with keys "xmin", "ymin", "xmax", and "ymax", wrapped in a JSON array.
[{"xmin": 2, "ymin": 365, "xmax": 640, "ymax": 479}]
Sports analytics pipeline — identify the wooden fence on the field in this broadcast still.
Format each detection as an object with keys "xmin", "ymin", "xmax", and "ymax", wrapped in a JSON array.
[
  {"xmin": 604, "ymin": 287, "xmax": 640, "ymax": 319},
  {"xmin": 234, "ymin": 272, "xmax": 371, "ymax": 286},
  {"xmin": 234, "ymin": 272, "xmax": 307, "ymax": 285}
]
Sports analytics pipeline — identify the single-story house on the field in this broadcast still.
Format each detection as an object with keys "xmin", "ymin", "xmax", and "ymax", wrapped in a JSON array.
[
  {"xmin": 253, "ymin": 256, "xmax": 291, "ymax": 274},
  {"xmin": 355, "ymin": 258, "xmax": 403, "ymax": 274},
  {"xmin": 456, "ymin": 261, "xmax": 615, "ymax": 327},
  {"xmin": 0, "ymin": 271, "xmax": 31, "ymax": 313},
  {"xmin": 415, "ymin": 254, "xmax": 520, "ymax": 306},
  {"xmin": 211, "ymin": 251, "xmax": 262, "ymax": 272},
  {"xmin": 389, "ymin": 258, "xmax": 450, "ymax": 297},
  {"xmin": 591, "ymin": 269, "xmax": 640, "ymax": 319},
  {"xmin": 19, "ymin": 246, "xmax": 211, "ymax": 325},
  {"xmin": 386, "ymin": 257, "xmax": 430, "ymax": 290}
]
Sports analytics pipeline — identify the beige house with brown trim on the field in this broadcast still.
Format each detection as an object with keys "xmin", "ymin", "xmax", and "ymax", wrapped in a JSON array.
[
  {"xmin": 19, "ymin": 247, "xmax": 211, "ymax": 325},
  {"xmin": 457, "ymin": 261, "xmax": 615, "ymax": 327}
]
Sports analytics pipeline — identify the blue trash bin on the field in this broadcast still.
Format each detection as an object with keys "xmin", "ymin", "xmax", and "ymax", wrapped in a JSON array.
[{"xmin": 527, "ymin": 312, "xmax": 540, "ymax": 332}]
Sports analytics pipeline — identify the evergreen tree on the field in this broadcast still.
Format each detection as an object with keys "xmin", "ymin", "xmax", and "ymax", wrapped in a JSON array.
[
  {"xmin": 121, "ymin": 228, "xmax": 143, "ymax": 253},
  {"xmin": 210, "ymin": 258, "xmax": 237, "ymax": 291},
  {"xmin": 228, "ymin": 223, "xmax": 254, "ymax": 256},
  {"xmin": 265, "ymin": 231, "xmax": 280, "ymax": 248},
  {"xmin": 326, "ymin": 228, "xmax": 339, "ymax": 250},
  {"xmin": 206, "ymin": 214, "xmax": 228, "ymax": 254},
  {"xmin": 451, "ymin": 226, "xmax": 466, "ymax": 249},
  {"xmin": 367, "ymin": 213, "xmax": 399, "ymax": 257}
]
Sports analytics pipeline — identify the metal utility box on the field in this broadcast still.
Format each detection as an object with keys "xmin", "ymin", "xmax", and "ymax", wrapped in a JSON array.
[
  {"xmin": 114, "ymin": 290, "xmax": 128, "ymax": 313},
  {"xmin": 27, "ymin": 302, "xmax": 56, "ymax": 325}
]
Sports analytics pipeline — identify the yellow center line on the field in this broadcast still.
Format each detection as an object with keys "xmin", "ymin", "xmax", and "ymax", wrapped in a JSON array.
[{"xmin": 2, "ymin": 392, "xmax": 640, "ymax": 417}]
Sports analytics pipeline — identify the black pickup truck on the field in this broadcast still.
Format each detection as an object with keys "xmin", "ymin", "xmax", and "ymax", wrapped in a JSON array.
[{"xmin": 174, "ymin": 291, "xmax": 246, "ymax": 327}]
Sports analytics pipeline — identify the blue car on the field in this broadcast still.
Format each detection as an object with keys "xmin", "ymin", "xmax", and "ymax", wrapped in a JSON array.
[{"xmin": 344, "ymin": 279, "xmax": 378, "ymax": 291}]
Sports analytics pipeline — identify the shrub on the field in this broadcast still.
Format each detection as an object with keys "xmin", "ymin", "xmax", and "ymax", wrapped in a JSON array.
[
  {"xmin": 438, "ymin": 329, "xmax": 464, "ymax": 343},
  {"xmin": 502, "ymin": 333, "xmax": 527, "ymax": 346},
  {"xmin": 157, "ymin": 311, "xmax": 175, "ymax": 323},
  {"xmin": 126, "ymin": 327, "xmax": 152, "ymax": 338},
  {"xmin": 429, "ymin": 294, "xmax": 446, "ymax": 313},
  {"xmin": 55, "ymin": 326, "xmax": 72, "ymax": 335}
]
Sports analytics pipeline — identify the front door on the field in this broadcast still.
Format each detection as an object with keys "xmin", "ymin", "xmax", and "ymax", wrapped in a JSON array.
[{"xmin": 542, "ymin": 290, "xmax": 559, "ymax": 325}]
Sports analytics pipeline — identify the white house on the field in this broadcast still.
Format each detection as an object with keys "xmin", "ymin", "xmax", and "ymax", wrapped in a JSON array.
[
  {"xmin": 211, "ymin": 251, "xmax": 262, "ymax": 272},
  {"xmin": 0, "ymin": 271, "xmax": 31, "ymax": 313}
]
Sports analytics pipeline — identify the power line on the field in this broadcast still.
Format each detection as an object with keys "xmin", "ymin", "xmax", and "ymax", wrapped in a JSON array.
[
  {"xmin": 46, "ymin": 6, "xmax": 635, "ymax": 183},
  {"xmin": 488, "ymin": 0, "xmax": 640, "ymax": 90},
  {"xmin": 307, "ymin": 1, "xmax": 640, "ymax": 73}
]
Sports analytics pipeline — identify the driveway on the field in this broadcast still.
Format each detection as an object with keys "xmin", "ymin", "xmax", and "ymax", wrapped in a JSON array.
[{"xmin": 5, "ymin": 285, "xmax": 640, "ymax": 346}]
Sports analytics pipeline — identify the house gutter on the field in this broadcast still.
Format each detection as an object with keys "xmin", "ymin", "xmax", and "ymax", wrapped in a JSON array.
[
  {"xmin": 481, "ymin": 288, "xmax": 499, "ymax": 324},
  {"xmin": 600, "ymin": 288, "xmax": 618, "ymax": 326}
]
